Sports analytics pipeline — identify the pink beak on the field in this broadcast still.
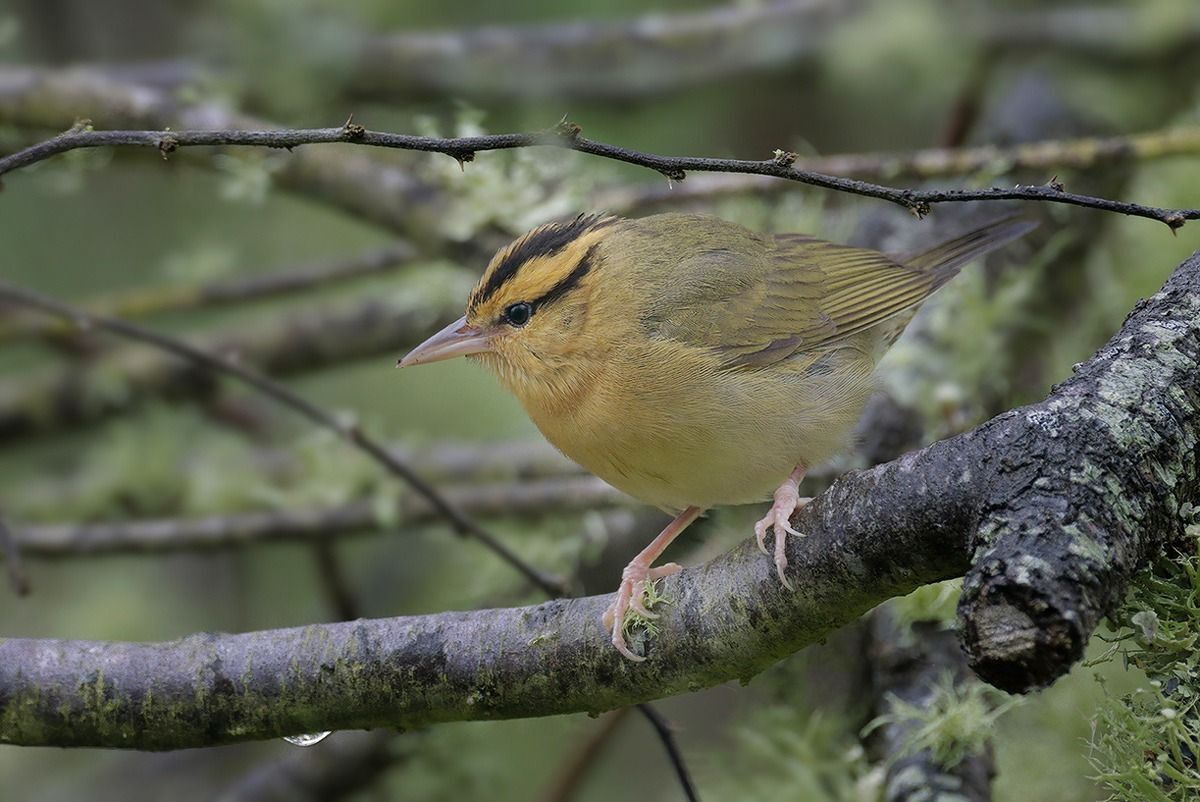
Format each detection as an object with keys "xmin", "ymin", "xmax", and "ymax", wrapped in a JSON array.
[{"xmin": 397, "ymin": 315, "xmax": 493, "ymax": 367}]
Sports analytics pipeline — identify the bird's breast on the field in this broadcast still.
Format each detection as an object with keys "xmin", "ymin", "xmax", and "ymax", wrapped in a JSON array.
[{"xmin": 520, "ymin": 341, "xmax": 874, "ymax": 510}]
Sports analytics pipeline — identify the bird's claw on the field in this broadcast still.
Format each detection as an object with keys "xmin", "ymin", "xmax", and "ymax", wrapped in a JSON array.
[
  {"xmin": 753, "ymin": 487, "xmax": 810, "ymax": 590},
  {"xmin": 602, "ymin": 562, "xmax": 681, "ymax": 661}
]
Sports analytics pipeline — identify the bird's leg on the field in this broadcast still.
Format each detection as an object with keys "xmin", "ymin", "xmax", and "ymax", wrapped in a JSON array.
[
  {"xmin": 754, "ymin": 463, "xmax": 810, "ymax": 591},
  {"xmin": 602, "ymin": 505, "xmax": 704, "ymax": 662}
]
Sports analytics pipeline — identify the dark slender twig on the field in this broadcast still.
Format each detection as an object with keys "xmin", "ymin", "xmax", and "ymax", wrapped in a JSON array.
[
  {"xmin": 313, "ymin": 540, "xmax": 361, "ymax": 622},
  {"xmin": 0, "ymin": 514, "xmax": 30, "ymax": 596},
  {"xmin": 635, "ymin": 704, "xmax": 701, "ymax": 802},
  {"xmin": 0, "ymin": 280, "xmax": 566, "ymax": 596},
  {"xmin": 600, "ymin": 126, "xmax": 1200, "ymax": 214},
  {"xmin": 0, "ymin": 291, "xmax": 464, "ymax": 442},
  {"xmin": 1, "ymin": 122, "xmax": 1197, "ymax": 230}
]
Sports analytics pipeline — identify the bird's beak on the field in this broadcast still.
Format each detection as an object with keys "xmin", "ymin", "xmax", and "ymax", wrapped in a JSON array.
[{"xmin": 397, "ymin": 315, "xmax": 493, "ymax": 367}]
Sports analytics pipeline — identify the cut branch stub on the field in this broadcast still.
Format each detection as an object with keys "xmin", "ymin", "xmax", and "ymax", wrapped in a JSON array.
[{"xmin": 957, "ymin": 259, "xmax": 1200, "ymax": 692}]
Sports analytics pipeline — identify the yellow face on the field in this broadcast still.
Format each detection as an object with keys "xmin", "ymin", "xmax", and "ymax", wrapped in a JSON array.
[{"xmin": 400, "ymin": 213, "xmax": 617, "ymax": 405}]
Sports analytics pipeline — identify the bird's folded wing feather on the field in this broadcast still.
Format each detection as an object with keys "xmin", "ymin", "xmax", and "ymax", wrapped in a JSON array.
[{"xmin": 645, "ymin": 235, "xmax": 939, "ymax": 369}]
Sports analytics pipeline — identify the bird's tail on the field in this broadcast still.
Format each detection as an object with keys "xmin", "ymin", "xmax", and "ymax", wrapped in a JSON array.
[
  {"xmin": 870, "ymin": 215, "xmax": 1036, "ymax": 352},
  {"xmin": 904, "ymin": 215, "xmax": 1038, "ymax": 288}
]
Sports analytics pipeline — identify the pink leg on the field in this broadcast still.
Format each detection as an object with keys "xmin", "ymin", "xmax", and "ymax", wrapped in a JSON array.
[
  {"xmin": 602, "ymin": 506, "xmax": 704, "ymax": 662},
  {"xmin": 753, "ymin": 464, "xmax": 810, "ymax": 591}
]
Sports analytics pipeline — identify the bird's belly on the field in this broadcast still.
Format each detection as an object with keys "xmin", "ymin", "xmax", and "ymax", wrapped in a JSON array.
[{"xmin": 528, "ymin": 357, "xmax": 873, "ymax": 510}]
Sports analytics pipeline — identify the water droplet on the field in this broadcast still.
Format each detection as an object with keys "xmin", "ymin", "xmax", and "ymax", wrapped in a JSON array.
[{"xmin": 283, "ymin": 731, "xmax": 332, "ymax": 747}]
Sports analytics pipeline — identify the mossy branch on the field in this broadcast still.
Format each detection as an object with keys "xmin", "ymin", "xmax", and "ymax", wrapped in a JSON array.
[
  {"xmin": 12, "ymin": 476, "xmax": 626, "ymax": 556},
  {"xmin": 0, "ymin": 289, "xmax": 462, "ymax": 443},
  {"xmin": 2, "ymin": 248, "xmax": 1198, "ymax": 748},
  {"xmin": 865, "ymin": 611, "xmax": 1001, "ymax": 801},
  {"xmin": 0, "ymin": 241, "xmax": 416, "ymax": 349}
]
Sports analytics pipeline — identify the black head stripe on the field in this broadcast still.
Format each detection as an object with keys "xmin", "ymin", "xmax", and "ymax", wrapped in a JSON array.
[
  {"xmin": 473, "ymin": 214, "xmax": 612, "ymax": 309},
  {"xmin": 529, "ymin": 244, "xmax": 596, "ymax": 312}
]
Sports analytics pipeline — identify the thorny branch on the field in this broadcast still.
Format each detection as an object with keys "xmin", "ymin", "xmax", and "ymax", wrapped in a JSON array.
[
  {"xmin": 3, "ymin": 246, "xmax": 1197, "ymax": 748},
  {"xmin": 601, "ymin": 126, "xmax": 1200, "ymax": 213},
  {"xmin": 2, "ymin": 121, "xmax": 1198, "ymax": 230}
]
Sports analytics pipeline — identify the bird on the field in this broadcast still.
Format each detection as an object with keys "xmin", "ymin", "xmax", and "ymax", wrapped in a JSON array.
[{"xmin": 399, "ymin": 211, "xmax": 1034, "ymax": 661}]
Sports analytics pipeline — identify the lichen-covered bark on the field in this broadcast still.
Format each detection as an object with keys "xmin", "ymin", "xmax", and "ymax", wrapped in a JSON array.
[
  {"xmin": 1, "ymin": 250, "xmax": 1197, "ymax": 749},
  {"xmin": 867, "ymin": 612, "xmax": 994, "ymax": 802},
  {"xmin": 957, "ymin": 254, "xmax": 1200, "ymax": 691}
]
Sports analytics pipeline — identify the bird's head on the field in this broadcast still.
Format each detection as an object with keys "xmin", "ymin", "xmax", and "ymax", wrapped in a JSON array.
[{"xmin": 399, "ymin": 213, "xmax": 617, "ymax": 402}]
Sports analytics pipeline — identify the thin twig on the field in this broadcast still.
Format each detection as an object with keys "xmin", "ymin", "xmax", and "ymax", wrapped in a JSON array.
[
  {"xmin": 1, "ymin": 123, "xmax": 1197, "ymax": 230},
  {"xmin": 0, "ymin": 290, "xmax": 465, "ymax": 442},
  {"xmin": 11, "ymin": 477, "xmax": 627, "ymax": 556},
  {"xmin": 0, "ymin": 514, "xmax": 30, "ymax": 596},
  {"xmin": 0, "ymin": 241, "xmax": 417, "ymax": 348},
  {"xmin": 632, "ymin": 704, "xmax": 701, "ymax": 802},
  {"xmin": 11, "ymin": 439, "xmax": 585, "ymax": 521},
  {"xmin": 313, "ymin": 540, "xmax": 362, "ymax": 622},
  {"xmin": 600, "ymin": 126, "xmax": 1200, "ymax": 213},
  {"xmin": 0, "ymin": 280, "xmax": 566, "ymax": 595}
]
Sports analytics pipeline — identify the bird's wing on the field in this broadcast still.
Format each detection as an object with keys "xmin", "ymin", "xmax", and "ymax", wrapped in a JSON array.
[{"xmin": 644, "ymin": 234, "xmax": 938, "ymax": 369}]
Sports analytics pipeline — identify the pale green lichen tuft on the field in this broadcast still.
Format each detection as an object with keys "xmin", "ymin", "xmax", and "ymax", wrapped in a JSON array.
[
  {"xmin": 620, "ymin": 578, "xmax": 671, "ymax": 645},
  {"xmin": 863, "ymin": 673, "xmax": 1022, "ymax": 770},
  {"xmin": 1087, "ymin": 521, "xmax": 1200, "ymax": 801}
]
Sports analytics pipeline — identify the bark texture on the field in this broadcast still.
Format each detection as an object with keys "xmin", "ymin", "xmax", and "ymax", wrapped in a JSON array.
[{"xmin": 1, "ymin": 250, "xmax": 1198, "ymax": 749}]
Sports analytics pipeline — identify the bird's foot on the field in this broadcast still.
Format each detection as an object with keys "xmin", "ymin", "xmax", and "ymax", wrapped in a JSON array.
[
  {"xmin": 754, "ymin": 474, "xmax": 810, "ymax": 590},
  {"xmin": 602, "ymin": 561, "xmax": 682, "ymax": 661}
]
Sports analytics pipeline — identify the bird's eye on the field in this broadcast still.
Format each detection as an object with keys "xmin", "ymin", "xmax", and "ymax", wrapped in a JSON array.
[{"xmin": 504, "ymin": 302, "xmax": 533, "ymax": 327}]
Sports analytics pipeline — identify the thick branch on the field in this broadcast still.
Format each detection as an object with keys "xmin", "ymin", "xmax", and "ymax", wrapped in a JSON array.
[
  {"xmin": 2, "ymin": 249, "xmax": 1196, "ymax": 748},
  {"xmin": 2, "ymin": 120, "xmax": 1197, "ymax": 229}
]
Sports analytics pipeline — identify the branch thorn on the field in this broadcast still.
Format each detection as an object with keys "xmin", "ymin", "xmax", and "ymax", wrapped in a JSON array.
[
  {"xmin": 772, "ymin": 149, "xmax": 798, "ymax": 168},
  {"xmin": 553, "ymin": 115, "xmax": 582, "ymax": 140},
  {"xmin": 342, "ymin": 115, "xmax": 366, "ymax": 140},
  {"xmin": 157, "ymin": 134, "xmax": 179, "ymax": 160}
]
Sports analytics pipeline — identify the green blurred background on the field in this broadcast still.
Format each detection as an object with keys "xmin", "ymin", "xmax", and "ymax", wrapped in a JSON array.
[{"xmin": 1, "ymin": 0, "xmax": 1199, "ymax": 800}]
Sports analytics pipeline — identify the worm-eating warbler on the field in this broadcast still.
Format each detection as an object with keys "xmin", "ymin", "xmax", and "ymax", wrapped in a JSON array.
[{"xmin": 400, "ymin": 212, "xmax": 1033, "ymax": 660}]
